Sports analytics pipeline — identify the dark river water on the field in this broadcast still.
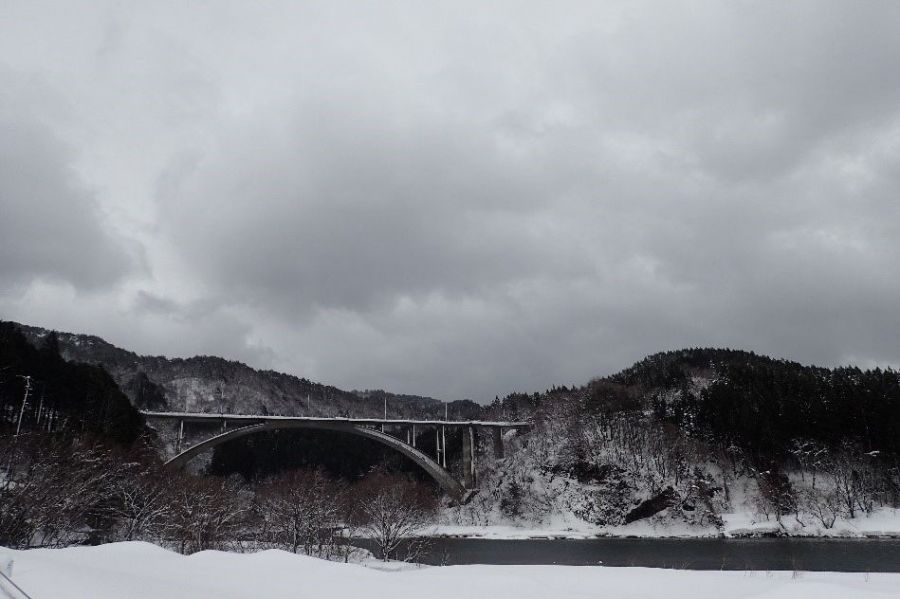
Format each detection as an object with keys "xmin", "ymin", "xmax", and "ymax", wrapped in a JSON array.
[{"xmin": 367, "ymin": 538, "xmax": 900, "ymax": 571}]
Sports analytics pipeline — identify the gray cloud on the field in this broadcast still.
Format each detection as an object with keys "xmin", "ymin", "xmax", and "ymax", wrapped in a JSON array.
[
  {"xmin": 0, "ymin": 79, "xmax": 136, "ymax": 290},
  {"xmin": 2, "ymin": 1, "xmax": 900, "ymax": 400}
]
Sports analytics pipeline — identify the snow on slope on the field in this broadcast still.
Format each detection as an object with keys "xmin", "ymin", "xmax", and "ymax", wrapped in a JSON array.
[
  {"xmin": 2, "ymin": 542, "xmax": 898, "ymax": 599},
  {"xmin": 432, "ymin": 506, "xmax": 900, "ymax": 540}
]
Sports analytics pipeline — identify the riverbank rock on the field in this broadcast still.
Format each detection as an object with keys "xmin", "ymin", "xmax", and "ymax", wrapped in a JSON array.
[{"xmin": 625, "ymin": 487, "xmax": 678, "ymax": 524}]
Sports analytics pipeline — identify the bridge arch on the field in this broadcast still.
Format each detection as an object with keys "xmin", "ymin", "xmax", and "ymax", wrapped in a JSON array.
[{"xmin": 164, "ymin": 419, "xmax": 468, "ymax": 502}]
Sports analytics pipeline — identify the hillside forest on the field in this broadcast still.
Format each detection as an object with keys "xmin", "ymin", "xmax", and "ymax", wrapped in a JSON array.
[{"xmin": 2, "ymin": 321, "xmax": 899, "ymax": 557}]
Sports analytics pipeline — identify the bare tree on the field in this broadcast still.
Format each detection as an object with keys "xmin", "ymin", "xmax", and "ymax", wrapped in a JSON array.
[
  {"xmin": 108, "ymin": 462, "xmax": 172, "ymax": 542},
  {"xmin": 0, "ymin": 434, "xmax": 119, "ymax": 548},
  {"xmin": 796, "ymin": 485, "xmax": 841, "ymax": 529},
  {"xmin": 166, "ymin": 474, "xmax": 248, "ymax": 554},
  {"xmin": 356, "ymin": 471, "xmax": 437, "ymax": 562},
  {"xmin": 256, "ymin": 469, "xmax": 344, "ymax": 556},
  {"xmin": 751, "ymin": 468, "xmax": 796, "ymax": 528}
]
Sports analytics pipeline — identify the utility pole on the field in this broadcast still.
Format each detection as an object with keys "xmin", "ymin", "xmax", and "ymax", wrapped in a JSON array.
[
  {"xmin": 35, "ymin": 390, "xmax": 45, "ymax": 426},
  {"xmin": 15, "ymin": 375, "xmax": 32, "ymax": 438},
  {"xmin": 382, "ymin": 396, "xmax": 387, "ymax": 432}
]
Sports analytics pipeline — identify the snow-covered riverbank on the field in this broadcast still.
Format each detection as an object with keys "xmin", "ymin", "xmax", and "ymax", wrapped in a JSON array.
[
  {"xmin": 432, "ymin": 507, "xmax": 900, "ymax": 539},
  {"xmin": 2, "ymin": 542, "xmax": 899, "ymax": 599}
]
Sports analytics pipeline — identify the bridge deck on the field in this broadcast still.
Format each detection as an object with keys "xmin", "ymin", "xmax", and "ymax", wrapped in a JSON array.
[{"xmin": 140, "ymin": 410, "xmax": 529, "ymax": 429}]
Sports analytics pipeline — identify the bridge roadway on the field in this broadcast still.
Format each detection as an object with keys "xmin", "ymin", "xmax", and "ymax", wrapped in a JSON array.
[
  {"xmin": 141, "ymin": 411, "xmax": 529, "ymax": 503},
  {"xmin": 141, "ymin": 410, "xmax": 529, "ymax": 429}
]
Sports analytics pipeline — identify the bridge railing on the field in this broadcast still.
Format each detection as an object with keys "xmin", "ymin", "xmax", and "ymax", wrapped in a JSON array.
[{"xmin": 140, "ymin": 411, "xmax": 530, "ymax": 429}]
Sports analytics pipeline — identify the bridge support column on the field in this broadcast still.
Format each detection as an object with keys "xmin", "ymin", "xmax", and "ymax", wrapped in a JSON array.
[
  {"xmin": 462, "ymin": 426, "xmax": 476, "ymax": 489},
  {"xmin": 435, "ymin": 428, "xmax": 441, "ymax": 463},
  {"xmin": 177, "ymin": 419, "xmax": 184, "ymax": 452},
  {"xmin": 492, "ymin": 427, "xmax": 504, "ymax": 459}
]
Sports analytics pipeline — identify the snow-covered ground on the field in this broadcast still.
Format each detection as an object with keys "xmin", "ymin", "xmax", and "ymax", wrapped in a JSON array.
[
  {"xmin": 435, "ymin": 508, "xmax": 900, "ymax": 539},
  {"xmin": 2, "ymin": 542, "xmax": 899, "ymax": 599}
]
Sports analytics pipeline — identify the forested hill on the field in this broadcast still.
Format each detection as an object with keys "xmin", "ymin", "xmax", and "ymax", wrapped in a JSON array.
[
  {"xmin": 5, "ymin": 320, "xmax": 899, "ymax": 533},
  {"xmin": 491, "ymin": 348, "xmax": 900, "ymax": 463},
  {"xmin": 621, "ymin": 349, "xmax": 900, "ymax": 461},
  {"xmin": 11, "ymin": 322, "xmax": 480, "ymax": 421},
  {"xmin": 7, "ymin": 319, "xmax": 900, "ymax": 466},
  {"xmin": 0, "ymin": 322, "xmax": 143, "ymax": 444},
  {"xmin": 458, "ymin": 349, "xmax": 900, "ymax": 530}
]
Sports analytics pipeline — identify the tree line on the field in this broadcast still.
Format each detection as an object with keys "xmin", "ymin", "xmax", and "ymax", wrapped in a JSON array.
[
  {"xmin": 0, "ymin": 322, "xmax": 143, "ymax": 444},
  {"xmin": 0, "ymin": 432, "xmax": 437, "ymax": 560}
]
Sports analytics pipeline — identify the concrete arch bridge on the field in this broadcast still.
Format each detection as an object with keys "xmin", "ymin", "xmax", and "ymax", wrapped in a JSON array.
[{"xmin": 141, "ymin": 411, "xmax": 530, "ymax": 503}]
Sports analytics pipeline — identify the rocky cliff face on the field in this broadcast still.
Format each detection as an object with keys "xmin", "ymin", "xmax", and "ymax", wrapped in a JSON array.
[{"xmin": 15, "ymin": 323, "xmax": 482, "ymax": 420}]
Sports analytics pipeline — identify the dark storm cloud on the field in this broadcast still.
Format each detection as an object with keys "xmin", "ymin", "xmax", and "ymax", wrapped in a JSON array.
[{"xmin": 2, "ymin": 1, "xmax": 900, "ymax": 400}]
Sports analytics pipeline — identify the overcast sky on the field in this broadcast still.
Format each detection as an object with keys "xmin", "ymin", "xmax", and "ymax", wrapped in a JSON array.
[{"xmin": 2, "ymin": 1, "xmax": 899, "ymax": 401}]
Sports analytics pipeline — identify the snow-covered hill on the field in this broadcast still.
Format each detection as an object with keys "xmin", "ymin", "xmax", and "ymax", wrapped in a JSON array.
[
  {"xmin": 13, "ymin": 323, "xmax": 479, "ymax": 420},
  {"xmin": 454, "ymin": 349, "xmax": 900, "ymax": 536}
]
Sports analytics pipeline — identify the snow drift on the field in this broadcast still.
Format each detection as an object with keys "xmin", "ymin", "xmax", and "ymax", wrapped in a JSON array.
[{"xmin": 2, "ymin": 542, "xmax": 899, "ymax": 599}]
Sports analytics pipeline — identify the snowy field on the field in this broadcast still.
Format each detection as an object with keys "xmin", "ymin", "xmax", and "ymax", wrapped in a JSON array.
[{"xmin": 2, "ymin": 542, "xmax": 899, "ymax": 599}]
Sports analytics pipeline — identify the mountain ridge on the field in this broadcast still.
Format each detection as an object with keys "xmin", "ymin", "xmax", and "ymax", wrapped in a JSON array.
[{"xmin": 11, "ymin": 322, "xmax": 481, "ymax": 421}]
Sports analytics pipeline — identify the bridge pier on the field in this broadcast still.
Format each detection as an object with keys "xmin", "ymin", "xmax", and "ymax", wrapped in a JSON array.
[
  {"xmin": 492, "ymin": 427, "xmax": 504, "ymax": 459},
  {"xmin": 462, "ymin": 426, "xmax": 476, "ymax": 489},
  {"xmin": 435, "ymin": 428, "xmax": 441, "ymax": 463}
]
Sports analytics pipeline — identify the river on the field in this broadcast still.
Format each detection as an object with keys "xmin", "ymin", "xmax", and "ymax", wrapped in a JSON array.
[{"xmin": 371, "ymin": 537, "xmax": 900, "ymax": 571}]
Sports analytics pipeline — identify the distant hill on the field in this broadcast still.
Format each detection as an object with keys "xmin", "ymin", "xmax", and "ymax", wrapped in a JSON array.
[
  {"xmin": 491, "ymin": 347, "xmax": 900, "ymax": 462},
  {"xmin": 12, "ymin": 322, "xmax": 481, "ymax": 421},
  {"xmin": 10, "ymin": 320, "xmax": 900, "ymax": 464},
  {"xmin": 458, "ymin": 348, "xmax": 900, "ymax": 531},
  {"xmin": 7, "ymin": 321, "xmax": 900, "ymax": 532}
]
